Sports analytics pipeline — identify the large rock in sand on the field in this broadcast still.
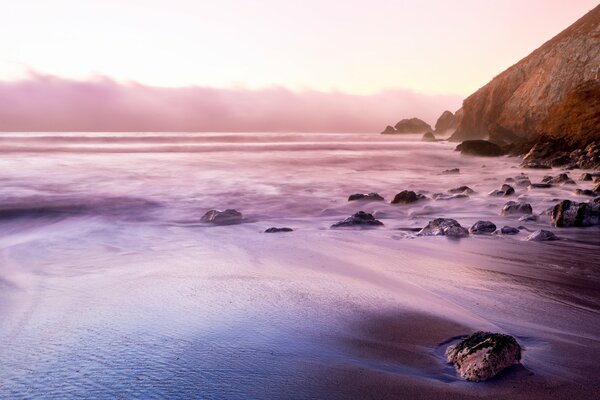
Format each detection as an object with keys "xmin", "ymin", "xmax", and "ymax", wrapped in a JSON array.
[
  {"xmin": 446, "ymin": 331, "xmax": 522, "ymax": 382},
  {"xmin": 201, "ymin": 209, "xmax": 243, "ymax": 224},
  {"xmin": 550, "ymin": 199, "xmax": 600, "ymax": 227},
  {"xmin": 418, "ymin": 218, "xmax": 468, "ymax": 238}
]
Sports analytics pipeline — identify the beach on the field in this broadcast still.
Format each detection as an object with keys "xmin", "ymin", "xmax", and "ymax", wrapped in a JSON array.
[{"xmin": 0, "ymin": 132, "xmax": 598, "ymax": 399}]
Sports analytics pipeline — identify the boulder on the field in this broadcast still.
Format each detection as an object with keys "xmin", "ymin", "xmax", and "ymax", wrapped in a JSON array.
[
  {"xmin": 575, "ymin": 189, "xmax": 597, "ymax": 197},
  {"xmin": 500, "ymin": 226, "xmax": 520, "ymax": 235},
  {"xmin": 544, "ymin": 173, "xmax": 575, "ymax": 184},
  {"xmin": 434, "ymin": 110, "xmax": 458, "ymax": 132},
  {"xmin": 445, "ymin": 331, "xmax": 522, "ymax": 382},
  {"xmin": 456, "ymin": 140, "xmax": 506, "ymax": 157},
  {"xmin": 550, "ymin": 199, "xmax": 600, "ymax": 227},
  {"xmin": 264, "ymin": 227, "xmax": 293, "ymax": 233},
  {"xmin": 500, "ymin": 201, "xmax": 533, "ymax": 216},
  {"xmin": 393, "ymin": 118, "xmax": 432, "ymax": 133},
  {"xmin": 348, "ymin": 192, "xmax": 384, "ymax": 202},
  {"xmin": 519, "ymin": 214, "xmax": 538, "ymax": 222},
  {"xmin": 418, "ymin": 218, "xmax": 468, "ymax": 238},
  {"xmin": 489, "ymin": 184, "xmax": 515, "ymax": 197},
  {"xmin": 527, "ymin": 229, "xmax": 559, "ymax": 241},
  {"xmin": 331, "ymin": 211, "xmax": 383, "ymax": 228},
  {"xmin": 201, "ymin": 209, "xmax": 243, "ymax": 224},
  {"xmin": 381, "ymin": 125, "xmax": 396, "ymax": 134},
  {"xmin": 514, "ymin": 176, "xmax": 532, "ymax": 187},
  {"xmin": 448, "ymin": 186, "xmax": 475, "ymax": 194},
  {"xmin": 528, "ymin": 183, "xmax": 552, "ymax": 190},
  {"xmin": 422, "ymin": 131, "xmax": 437, "ymax": 142},
  {"xmin": 470, "ymin": 220, "xmax": 497, "ymax": 234},
  {"xmin": 442, "ymin": 168, "xmax": 460, "ymax": 175},
  {"xmin": 391, "ymin": 190, "xmax": 427, "ymax": 204}
]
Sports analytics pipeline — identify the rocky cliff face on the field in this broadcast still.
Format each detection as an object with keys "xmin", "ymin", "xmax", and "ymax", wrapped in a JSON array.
[{"xmin": 450, "ymin": 4, "xmax": 600, "ymax": 144}]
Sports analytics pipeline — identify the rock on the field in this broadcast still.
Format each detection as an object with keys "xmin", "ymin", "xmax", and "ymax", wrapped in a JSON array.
[
  {"xmin": 500, "ymin": 201, "xmax": 533, "ymax": 216},
  {"xmin": 528, "ymin": 183, "xmax": 552, "ymax": 190},
  {"xmin": 432, "ymin": 193, "xmax": 469, "ymax": 201},
  {"xmin": 448, "ymin": 186, "xmax": 475, "ymax": 194},
  {"xmin": 521, "ymin": 161, "xmax": 552, "ymax": 169},
  {"xmin": 519, "ymin": 214, "xmax": 538, "ymax": 222},
  {"xmin": 418, "ymin": 218, "xmax": 469, "ymax": 238},
  {"xmin": 442, "ymin": 168, "xmax": 460, "ymax": 175},
  {"xmin": 504, "ymin": 177, "xmax": 515, "ymax": 183},
  {"xmin": 469, "ymin": 220, "xmax": 497, "ymax": 234},
  {"xmin": 331, "ymin": 211, "xmax": 383, "ymax": 228},
  {"xmin": 381, "ymin": 125, "xmax": 396, "ymax": 134},
  {"xmin": 391, "ymin": 191, "xmax": 427, "ymax": 204},
  {"xmin": 445, "ymin": 331, "xmax": 522, "ymax": 382},
  {"xmin": 580, "ymin": 173, "xmax": 593, "ymax": 181},
  {"xmin": 514, "ymin": 176, "xmax": 532, "ymax": 187},
  {"xmin": 527, "ymin": 229, "xmax": 559, "ymax": 241},
  {"xmin": 489, "ymin": 184, "xmax": 515, "ymax": 197},
  {"xmin": 545, "ymin": 173, "xmax": 574, "ymax": 184},
  {"xmin": 550, "ymin": 199, "xmax": 600, "ymax": 227},
  {"xmin": 264, "ymin": 227, "xmax": 293, "ymax": 233},
  {"xmin": 456, "ymin": 140, "xmax": 506, "ymax": 157},
  {"xmin": 434, "ymin": 110, "xmax": 459, "ymax": 132},
  {"xmin": 393, "ymin": 118, "xmax": 432, "ymax": 133},
  {"xmin": 500, "ymin": 226, "xmax": 520, "ymax": 235},
  {"xmin": 575, "ymin": 189, "xmax": 597, "ymax": 196},
  {"xmin": 348, "ymin": 192, "xmax": 384, "ymax": 202},
  {"xmin": 422, "ymin": 131, "xmax": 437, "ymax": 142},
  {"xmin": 201, "ymin": 209, "xmax": 243, "ymax": 224}
]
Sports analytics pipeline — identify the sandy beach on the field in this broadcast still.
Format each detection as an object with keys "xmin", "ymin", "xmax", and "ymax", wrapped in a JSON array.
[{"xmin": 0, "ymin": 132, "xmax": 598, "ymax": 399}]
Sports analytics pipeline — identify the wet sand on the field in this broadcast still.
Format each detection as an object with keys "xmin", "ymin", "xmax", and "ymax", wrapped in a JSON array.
[{"xmin": 0, "ymin": 132, "xmax": 598, "ymax": 398}]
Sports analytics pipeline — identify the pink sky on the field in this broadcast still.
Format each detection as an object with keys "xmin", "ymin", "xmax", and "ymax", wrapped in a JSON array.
[{"xmin": 0, "ymin": 1, "xmax": 596, "ymax": 131}]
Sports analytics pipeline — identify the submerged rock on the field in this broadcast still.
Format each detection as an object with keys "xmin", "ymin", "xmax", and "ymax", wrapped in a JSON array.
[
  {"xmin": 348, "ymin": 192, "xmax": 384, "ymax": 202},
  {"xmin": 470, "ymin": 220, "xmax": 497, "ymax": 234},
  {"xmin": 418, "ymin": 218, "xmax": 468, "ymax": 238},
  {"xmin": 544, "ymin": 173, "xmax": 575, "ymax": 184},
  {"xmin": 442, "ymin": 168, "xmax": 460, "ymax": 175},
  {"xmin": 264, "ymin": 227, "xmax": 293, "ymax": 233},
  {"xmin": 456, "ymin": 140, "xmax": 506, "ymax": 157},
  {"xmin": 201, "ymin": 209, "xmax": 243, "ymax": 224},
  {"xmin": 489, "ymin": 184, "xmax": 515, "ymax": 197},
  {"xmin": 331, "ymin": 211, "xmax": 383, "ymax": 228},
  {"xmin": 432, "ymin": 193, "xmax": 469, "ymax": 201},
  {"xmin": 527, "ymin": 229, "xmax": 559, "ymax": 241},
  {"xmin": 514, "ymin": 177, "xmax": 532, "ymax": 187},
  {"xmin": 575, "ymin": 189, "xmax": 597, "ymax": 197},
  {"xmin": 391, "ymin": 190, "xmax": 427, "ymax": 204},
  {"xmin": 445, "ymin": 332, "xmax": 522, "ymax": 382},
  {"xmin": 448, "ymin": 186, "xmax": 475, "ymax": 194},
  {"xmin": 519, "ymin": 214, "xmax": 538, "ymax": 222},
  {"xmin": 528, "ymin": 183, "xmax": 552, "ymax": 190},
  {"xmin": 500, "ymin": 201, "xmax": 533, "ymax": 216},
  {"xmin": 500, "ymin": 226, "xmax": 520, "ymax": 235},
  {"xmin": 550, "ymin": 199, "xmax": 600, "ymax": 227}
]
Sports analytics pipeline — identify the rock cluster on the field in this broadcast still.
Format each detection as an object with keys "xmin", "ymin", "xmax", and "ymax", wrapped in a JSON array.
[{"xmin": 445, "ymin": 331, "xmax": 522, "ymax": 382}]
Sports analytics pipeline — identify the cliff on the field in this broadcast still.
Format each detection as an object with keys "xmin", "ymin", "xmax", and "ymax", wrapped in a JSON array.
[{"xmin": 450, "ymin": 4, "xmax": 600, "ymax": 144}]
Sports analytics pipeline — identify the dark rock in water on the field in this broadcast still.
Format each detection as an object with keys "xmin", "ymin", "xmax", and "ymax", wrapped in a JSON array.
[
  {"xmin": 418, "ymin": 218, "xmax": 468, "ymax": 237},
  {"xmin": 442, "ymin": 168, "xmax": 460, "ymax": 175},
  {"xmin": 456, "ymin": 140, "xmax": 506, "ymax": 157},
  {"xmin": 469, "ymin": 220, "xmax": 497, "ymax": 234},
  {"xmin": 575, "ymin": 189, "xmax": 597, "ymax": 197},
  {"xmin": 448, "ymin": 186, "xmax": 475, "ymax": 194},
  {"xmin": 391, "ymin": 190, "xmax": 427, "ymax": 204},
  {"xmin": 544, "ymin": 173, "xmax": 575, "ymax": 184},
  {"xmin": 521, "ymin": 161, "xmax": 552, "ymax": 169},
  {"xmin": 527, "ymin": 229, "xmax": 559, "ymax": 241},
  {"xmin": 550, "ymin": 199, "xmax": 600, "ymax": 227},
  {"xmin": 445, "ymin": 331, "xmax": 521, "ymax": 382},
  {"xmin": 381, "ymin": 125, "xmax": 396, "ymax": 134},
  {"xmin": 265, "ymin": 227, "xmax": 293, "ymax": 233},
  {"xmin": 504, "ymin": 177, "xmax": 515, "ymax": 183},
  {"xmin": 435, "ymin": 110, "xmax": 459, "ymax": 132},
  {"xmin": 514, "ymin": 176, "xmax": 532, "ymax": 187},
  {"xmin": 580, "ymin": 173, "xmax": 593, "ymax": 181},
  {"xmin": 500, "ymin": 201, "xmax": 533, "ymax": 216},
  {"xmin": 528, "ymin": 183, "xmax": 552, "ymax": 190},
  {"xmin": 489, "ymin": 184, "xmax": 515, "ymax": 197},
  {"xmin": 500, "ymin": 226, "xmax": 520, "ymax": 235},
  {"xmin": 595, "ymin": 182, "xmax": 600, "ymax": 192},
  {"xmin": 331, "ymin": 211, "xmax": 383, "ymax": 228},
  {"xmin": 201, "ymin": 209, "xmax": 243, "ymax": 224},
  {"xmin": 348, "ymin": 192, "xmax": 384, "ymax": 202},
  {"xmin": 519, "ymin": 214, "xmax": 538, "ymax": 222},
  {"xmin": 432, "ymin": 193, "xmax": 469, "ymax": 201},
  {"xmin": 393, "ymin": 118, "xmax": 432, "ymax": 133},
  {"xmin": 422, "ymin": 131, "xmax": 437, "ymax": 142}
]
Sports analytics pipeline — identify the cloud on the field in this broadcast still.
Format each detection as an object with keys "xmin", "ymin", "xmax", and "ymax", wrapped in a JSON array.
[{"xmin": 0, "ymin": 74, "xmax": 462, "ymax": 132}]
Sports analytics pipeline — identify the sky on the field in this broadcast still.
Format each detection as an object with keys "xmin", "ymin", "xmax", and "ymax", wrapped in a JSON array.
[{"xmin": 0, "ymin": 0, "xmax": 597, "ymax": 131}]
